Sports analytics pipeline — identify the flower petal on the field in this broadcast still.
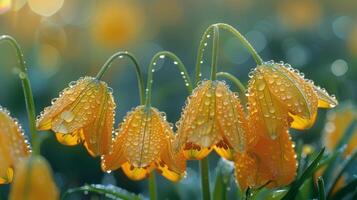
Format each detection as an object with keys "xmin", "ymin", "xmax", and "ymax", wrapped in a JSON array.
[
  {"xmin": 121, "ymin": 162, "xmax": 153, "ymax": 181},
  {"xmin": 313, "ymin": 85, "xmax": 338, "ymax": 108}
]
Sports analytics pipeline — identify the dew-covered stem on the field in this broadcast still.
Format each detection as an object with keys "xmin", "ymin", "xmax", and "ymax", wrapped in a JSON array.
[
  {"xmin": 145, "ymin": 51, "xmax": 192, "ymax": 108},
  {"xmin": 149, "ymin": 172, "xmax": 157, "ymax": 200},
  {"xmin": 0, "ymin": 35, "xmax": 39, "ymax": 154},
  {"xmin": 210, "ymin": 25, "xmax": 219, "ymax": 81},
  {"xmin": 95, "ymin": 51, "xmax": 145, "ymax": 105},
  {"xmin": 216, "ymin": 72, "xmax": 247, "ymax": 105},
  {"xmin": 195, "ymin": 23, "xmax": 263, "ymax": 85}
]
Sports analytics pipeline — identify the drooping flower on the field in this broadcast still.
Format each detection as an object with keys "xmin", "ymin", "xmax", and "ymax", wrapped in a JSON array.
[
  {"xmin": 0, "ymin": 106, "xmax": 31, "ymax": 184},
  {"xmin": 247, "ymin": 62, "xmax": 337, "ymax": 139},
  {"xmin": 36, "ymin": 76, "xmax": 116, "ymax": 157},
  {"xmin": 175, "ymin": 80, "xmax": 250, "ymax": 160},
  {"xmin": 9, "ymin": 156, "xmax": 59, "ymax": 200},
  {"xmin": 101, "ymin": 106, "xmax": 186, "ymax": 182},
  {"xmin": 323, "ymin": 103, "xmax": 357, "ymax": 156},
  {"xmin": 235, "ymin": 61, "xmax": 337, "ymax": 190}
]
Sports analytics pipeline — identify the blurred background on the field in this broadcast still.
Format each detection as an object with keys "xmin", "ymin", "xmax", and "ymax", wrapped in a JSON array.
[{"xmin": 0, "ymin": 0, "xmax": 356, "ymax": 199}]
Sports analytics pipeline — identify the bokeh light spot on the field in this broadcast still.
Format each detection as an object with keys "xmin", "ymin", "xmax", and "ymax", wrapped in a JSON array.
[
  {"xmin": 332, "ymin": 16, "xmax": 353, "ymax": 40},
  {"xmin": 0, "ymin": 0, "xmax": 11, "ymax": 14},
  {"xmin": 28, "ymin": 0, "xmax": 64, "ymax": 17},
  {"xmin": 331, "ymin": 59, "xmax": 348, "ymax": 76},
  {"xmin": 245, "ymin": 30, "xmax": 267, "ymax": 53},
  {"xmin": 37, "ymin": 43, "xmax": 61, "ymax": 77}
]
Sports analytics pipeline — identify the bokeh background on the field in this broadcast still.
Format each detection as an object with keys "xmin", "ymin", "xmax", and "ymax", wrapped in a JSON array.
[{"xmin": 0, "ymin": 0, "xmax": 356, "ymax": 199}]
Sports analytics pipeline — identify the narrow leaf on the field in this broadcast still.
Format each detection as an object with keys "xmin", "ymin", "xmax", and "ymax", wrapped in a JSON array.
[
  {"xmin": 282, "ymin": 148, "xmax": 325, "ymax": 200},
  {"xmin": 61, "ymin": 184, "xmax": 142, "ymax": 200},
  {"xmin": 317, "ymin": 177, "xmax": 326, "ymax": 200}
]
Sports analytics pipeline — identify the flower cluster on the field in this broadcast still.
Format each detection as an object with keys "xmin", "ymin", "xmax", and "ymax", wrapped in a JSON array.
[{"xmin": 32, "ymin": 61, "xmax": 337, "ymax": 190}]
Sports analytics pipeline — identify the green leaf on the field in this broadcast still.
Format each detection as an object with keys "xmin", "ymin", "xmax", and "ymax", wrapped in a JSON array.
[
  {"xmin": 329, "ymin": 176, "xmax": 357, "ymax": 200},
  {"xmin": 327, "ymin": 150, "xmax": 357, "ymax": 199},
  {"xmin": 61, "ymin": 184, "xmax": 142, "ymax": 200},
  {"xmin": 213, "ymin": 159, "xmax": 234, "ymax": 200},
  {"xmin": 281, "ymin": 148, "xmax": 325, "ymax": 200},
  {"xmin": 317, "ymin": 177, "xmax": 326, "ymax": 200}
]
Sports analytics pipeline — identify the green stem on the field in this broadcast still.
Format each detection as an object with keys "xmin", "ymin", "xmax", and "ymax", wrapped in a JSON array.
[
  {"xmin": 95, "ymin": 51, "xmax": 145, "ymax": 105},
  {"xmin": 145, "ymin": 51, "xmax": 192, "ymax": 108},
  {"xmin": 149, "ymin": 172, "xmax": 157, "ymax": 200},
  {"xmin": 317, "ymin": 177, "xmax": 326, "ymax": 200},
  {"xmin": 216, "ymin": 72, "xmax": 247, "ymax": 105},
  {"xmin": 210, "ymin": 25, "xmax": 219, "ymax": 81},
  {"xmin": 0, "ymin": 35, "xmax": 39, "ymax": 154},
  {"xmin": 200, "ymin": 157, "xmax": 211, "ymax": 200},
  {"xmin": 195, "ymin": 23, "xmax": 263, "ymax": 85}
]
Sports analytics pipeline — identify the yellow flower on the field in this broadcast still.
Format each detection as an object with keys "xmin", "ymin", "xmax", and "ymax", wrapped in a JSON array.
[
  {"xmin": 247, "ymin": 62, "xmax": 337, "ymax": 139},
  {"xmin": 9, "ymin": 156, "xmax": 59, "ymax": 200},
  {"xmin": 175, "ymin": 80, "xmax": 250, "ymax": 160},
  {"xmin": 36, "ymin": 76, "xmax": 116, "ymax": 157},
  {"xmin": 101, "ymin": 106, "xmax": 186, "ymax": 182},
  {"xmin": 235, "ymin": 62, "xmax": 337, "ymax": 190},
  {"xmin": 0, "ymin": 106, "xmax": 31, "ymax": 184},
  {"xmin": 323, "ymin": 103, "xmax": 357, "ymax": 156}
]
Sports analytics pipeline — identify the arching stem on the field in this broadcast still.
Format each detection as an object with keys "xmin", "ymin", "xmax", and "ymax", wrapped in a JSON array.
[
  {"xmin": 0, "ymin": 35, "xmax": 39, "ymax": 154},
  {"xmin": 144, "ymin": 51, "xmax": 192, "ymax": 199},
  {"xmin": 195, "ymin": 23, "xmax": 263, "ymax": 85},
  {"xmin": 96, "ymin": 51, "xmax": 145, "ymax": 105},
  {"xmin": 210, "ymin": 25, "xmax": 219, "ymax": 81},
  {"xmin": 145, "ymin": 51, "xmax": 192, "ymax": 109},
  {"xmin": 216, "ymin": 72, "xmax": 247, "ymax": 106}
]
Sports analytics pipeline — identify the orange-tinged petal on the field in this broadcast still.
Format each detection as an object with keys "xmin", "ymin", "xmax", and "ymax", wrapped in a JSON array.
[
  {"xmin": 36, "ymin": 76, "xmax": 116, "ymax": 156},
  {"xmin": 176, "ymin": 80, "xmax": 248, "ymax": 160},
  {"xmin": 235, "ymin": 130, "xmax": 297, "ymax": 189},
  {"xmin": 102, "ymin": 106, "xmax": 185, "ymax": 181},
  {"xmin": 9, "ymin": 156, "xmax": 59, "ymax": 200},
  {"xmin": 0, "ymin": 107, "xmax": 31, "ymax": 184}
]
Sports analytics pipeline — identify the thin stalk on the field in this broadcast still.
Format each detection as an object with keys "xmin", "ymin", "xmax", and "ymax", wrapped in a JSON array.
[
  {"xmin": 210, "ymin": 25, "xmax": 219, "ymax": 81},
  {"xmin": 95, "ymin": 51, "xmax": 145, "ymax": 105},
  {"xmin": 200, "ymin": 157, "xmax": 211, "ymax": 200},
  {"xmin": 317, "ymin": 177, "xmax": 326, "ymax": 200},
  {"xmin": 195, "ymin": 23, "xmax": 263, "ymax": 85},
  {"xmin": 0, "ymin": 35, "xmax": 39, "ymax": 154},
  {"xmin": 145, "ymin": 51, "xmax": 192, "ymax": 109},
  {"xmin": 216, "ymin": 72, "xmax": 247, "ymax": 105},
  {"xmin": 149, "ymin": 172, "xmax": 157, "ymax": 200}
]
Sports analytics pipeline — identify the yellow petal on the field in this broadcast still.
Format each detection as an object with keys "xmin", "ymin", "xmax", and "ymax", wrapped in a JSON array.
[
  {"xmin": 55, "ymin": 130, "xmax": 83, "ymax": 146},
  {"xmin": 0, "ymin": 107, "xmax": 31, "ymax": 184},
  {"xmin": 9, "ymin": 156, "xmax": 59, "ymax": 200},
  {"xmin": 121, "ymin": 162, "xmax": 153, "ymax": 181}
]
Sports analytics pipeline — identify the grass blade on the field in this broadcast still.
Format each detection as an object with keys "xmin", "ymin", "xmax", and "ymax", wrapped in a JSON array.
[
  {"xmin": 282, "ymin": 148, "xmax": 325, "ymax": 200},
  {"xmin": 213, "ymin": 159, "xmax": 234, "ymax": 200},
  {"xmin": 317, "ymin": 177, "xmax": 326, "ymax": 200},
  {"xmin": 330, "ymin": 177, "xmax": 357, "ymax": 200},
  {"xmin": 61, "ymin": 184, "xmax": 142, "ymax": 200}
]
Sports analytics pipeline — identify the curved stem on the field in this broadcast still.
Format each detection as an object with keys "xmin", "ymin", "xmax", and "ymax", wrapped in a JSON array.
[
  {"xmin": 149, "ymin": 172, "xmax": 157, "ymax": 200},
  {"xmin": 95, "ymin": 51, "xmax": 145, "ymax": 105},
  {"xmin": 0, "ymin": 35, "xmax": 39, "ymax": 154},
  {"xmin": 195, "ymin": 23, "xmax": 263, "ymax": 86},
  {"xmin": 145, "ymin": 51, "xmax": 192, "ymax": 108},
  {"xmin": 216, "ymin": 72, "xmax": 247, "ymax": 106},
  {"xmin": 200, "ymin": 157, "xmax": 211, "ymax": 200},
  {"xmin": 210, "ymin": 25, "xmax": 219, "ymax": 81}
]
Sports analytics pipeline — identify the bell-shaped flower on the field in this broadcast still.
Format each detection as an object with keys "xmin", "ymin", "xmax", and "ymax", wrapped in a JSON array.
[
  {"xmin": 36, "ymin": 76, "xmax": 116, "ymax": 157},
  {"xmin": 247, "ymin": 62, "xmax": 337, "ymax": 139},
  {"xmin": 323, "ymin": 103, "xmax": 357, "ymax": 156},
  {"xmin": 175, "ymin": 80, "xmax": 250, "ymax": 160},
  {"xmin": 101, "ymin": 106, "xmax": 186, "ymax": 182},
  {"xmin": 9, "ymin": 156, "xmax": 59, "ymax": 200},
  {"xmin": 235, "ymin": 129, "xmax": 297, "ymax": 190},
  {"xmin": 0, "ymin": 106, "xmax": 31, "ymax": 184}
]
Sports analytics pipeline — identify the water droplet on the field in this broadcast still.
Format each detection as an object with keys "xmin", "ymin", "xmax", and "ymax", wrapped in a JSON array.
[
  {"xmin": 159, "ymin": 55, "xmax": 165, "ymax": 59},
  {"xmin": 257, "ymin": 81, "xmax": 266, "ymax": 91}
]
